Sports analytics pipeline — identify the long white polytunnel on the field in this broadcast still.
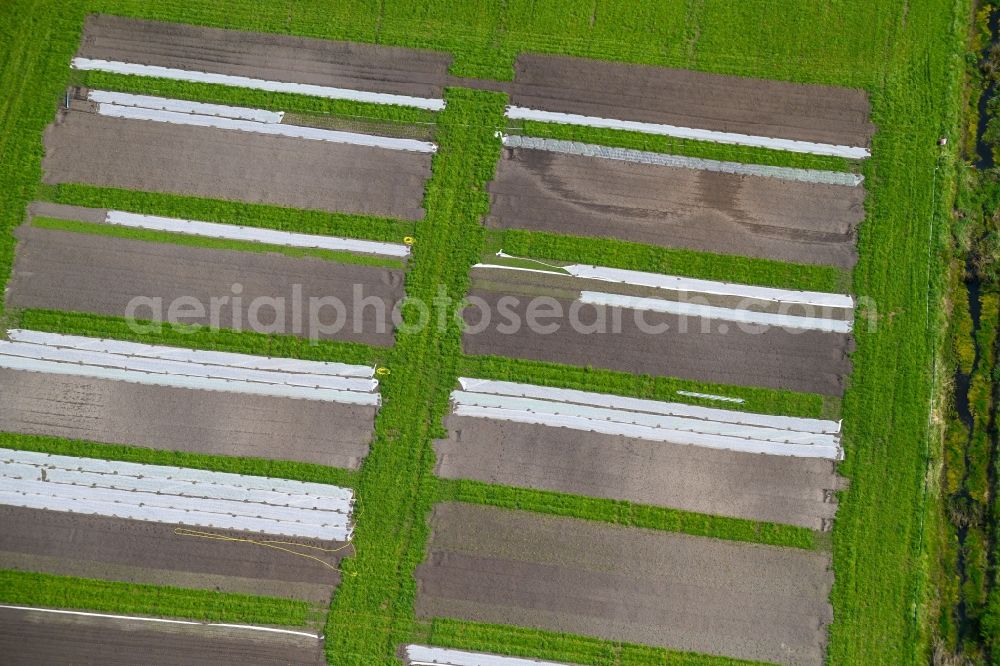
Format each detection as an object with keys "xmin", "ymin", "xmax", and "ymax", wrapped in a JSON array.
[
  {"xmin": 505, "ymin": 106, "xmax": 871, "ymax": 159},
  {"xmin": 0, "ymin": 448, "xmax": 355, "ymax": 540},
  {"xmin": 88, "ymin": 90, "xmax": 286, "ymax": 123},
  {"xmin": 451, "ymin": 391, "xmax": 839, "ymax": 447},
  {"xmin": 102, "ymin": 210, "xmax": 411, "ymax": 258},
  {"xmin": 562, "ymin": 265, "xmax": 855, "ymax": 309},
  {"xmin": 501, "ymin": 134, "xmax": 865, "ymax": 187},
  {"xmin": 89, "ymin": 90, "xmax": 437, "ymax": 153},
  {"xmin": 0, "ymin": 330, "xmax": 380, "ymax": 405},
  {"xmin": 475, "ymin": 260, "xmax": 855, "ymax": 311},
  {"xmin": 579, "ymin": 291, "xmax": 853, "ymax": 333},
  {"xmin": 73, "ymin": 58, "xmax": 447, "ymax": 111},
  {"xmin": 0, "ymin": 606, "xmax": 323, "ymax": 640},
  {"xmin": 404, "ymin": 645, "xmax": 581, "ymax": 666},
  {"xmin": 454, "ymin": 378, "xmax": 842, "ymax": 460}
]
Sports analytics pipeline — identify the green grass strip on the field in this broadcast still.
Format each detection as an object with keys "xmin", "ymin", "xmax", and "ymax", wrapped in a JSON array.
[
  {"xmin": 73, "ymin": 69, "xmax": 438, "ymax": 126},
  {"xmin": 435, "ymin": 478, "xmax": 817, "ymax": 550},
  {"xmin": 458, "ymin": 354, "xmax": 828, "ymax": 419},
  {"xmin": 487, "ymin": 229, "xmax": 852, "ymax": 294},
  {"xmin": 420, "ymin": 618, "xmax": 767, "ymax": 666},
  {"xmin": 0, "ymin": 432, "xmax": 357, "ymax": 488},
  {"xmin": 323, "ymin": 88, "xmax": 508, "ymax": 664},
  {"xmin": 32, "ymin": 216, "xmax": 405, "ymax": 269},
  {"xmin": 12, "ymin": 309, "xmax": 385, "ymax": 367},
  {"xmin": 515, "ymin": 120, "xmax": 857, "ymax": 173},
  {"xmin": 37, "ymin": 184, "xmax": 416, "ymax": 244},
  {"xmin": 0, "ymin": 570, "xmax": 312, "ymax": 626}
]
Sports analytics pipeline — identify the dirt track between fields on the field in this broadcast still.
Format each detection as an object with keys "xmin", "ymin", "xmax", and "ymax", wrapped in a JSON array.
[
  {"xmin": 0, "ymin": 607, "xmax": 325, "ymax": 666},
  {"xmin": 487, "ymin": 148, "xmax": 863, "ymax": 267},
  {"xmin": 462, "ymin": 290, "xmax": 852, "ymax": 395},
  {"xmin": 80, "ymin": 14, "xmax": 452, "ymax": 99},
  {"xmin": 8, "ymin": 226, "xmax": 404, "ymax": 346},
  {"xmin": 511, "ymin": 54, "xmax": 875, "ymax": 147},
  {"xmin": 435, "ymin": 416, "xmax": 841, "ymax": 529},
  {"xmin": 43, "ymin": 110, "xmax": 431, "ymax": 219},
  {"xmin": 0, "ymin": 368, "xmax": 375, "ymax": 469},
  {"xmin": 416, "ymin": 503, "xmax": 832, "ymax": 666},
  {"xmin": 0, "ymin": 506, "xmax": 347, "ymax": 601}
]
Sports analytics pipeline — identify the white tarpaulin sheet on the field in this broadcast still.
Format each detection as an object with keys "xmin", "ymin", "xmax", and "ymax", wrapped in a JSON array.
[
  {"xmin": 452, "ymin": 404, "xmax": 839, "ymax": 459},
  {"xmin": 457, "ymin": 378, "xmax": 839, "ymax": 434},
  {"xmin": 0, "ymin": 331, "xmax": 379, "ymax": 405},
  {"xmin": 104, "ymin": 211, "xmax": 410, "ymax": 258},
  {"xmin": 0, "ymin": 448, "xmax": 354, "ymax": 540},
  {"xmin": 579, "ymin": 291, "xmax": 853, "ymax": 333},
  {"xmin": 562, "ymin": 265, "xmax": 854, "ymax": 310},
  {"xmin": 96, "ymin": 101, "xmax": 437, "ymax": 153},
  {"xmin": 74, "ymin": 58, "xmax": 446, "ymax": 111},
  {"xmin": 2, "ymin": 448, "xmax": 353, "ymax": 501},
  {"xmin": 505, "ymin": 106, "xmax": 870, "ymax": 159},
  {"xmin": 8, "ymin": 329, "xmax": 374, "ymax": 378},
  {"xmin": 502, "ymin": 134, "xmax": 864, "ymax": 187},
  {"xmin": 87, "ymin": 90, "xmax": 285, "ymax": 123},
  {"xmin": 405, "ymin": 645, "xmax": 580, "ymax": 666}
]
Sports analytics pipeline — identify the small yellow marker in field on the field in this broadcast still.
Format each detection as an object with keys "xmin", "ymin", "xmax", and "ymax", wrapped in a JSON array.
[
  {"xmin": 376, "ymin": 367, "xmax": 391, "ymax": 376},
  {"xmin": 403, "ymin": 236, "xmax": 415, "ymax": 245}
]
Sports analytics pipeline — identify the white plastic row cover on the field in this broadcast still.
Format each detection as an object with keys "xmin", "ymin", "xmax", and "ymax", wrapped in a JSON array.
[
  {"xmin": 0, "ymin": 448, "xmax": 354, "ymax": 540},
  {"xmin": 88, "ymin": 90, "xmax": 285, "ymax": 123},
  {"xmin": 579, "ymin": 291, "xmax": 852, "ymax": 333},
  {"xmin": 103, "ymin": 210, "xmax": 410, "ymax": 258},
  {"xmin": 564, "ymin": 265, "xmax": 854, "ymax": 310},
  {"xmin": 501, "ymin": 134, "xmax": 865, "ymax": 187},
  {"xmin": 451, "ymin": 391, "xmax": 837, "ymax": 447},
  {"xmin": 453, "ymin": 404, "xmax": 839, "ymax": 459},
  {"xmin": 457, "ymin": 378, "xmax": 839, "ymax": 434},
  {"xmin": 505, "ymin": 106, "xmax": 870, "ymax": 159},
  {"xmin": 74, "ymin": 59, "xmax": 446, "ymax": 111},
  {"xmin": 479, "ymin": 259, "xmax": 854, "ymax": 310},
  {"xmin": 1, "ymin": 448, "xmax": 353, "ymax": 501},
  {"xmin": 7, "ymin": 329, "xmax": 374, "ymax": 377},
  {"xmin": 93, "ymin": 95, "xmax": 437, "ymax": 153},
  {"xmin": 1, "ymin": 331, "xmax": 378, "ymax": 405},
  {"xmin": 405, "ymin": 645, "xmax": 579, "ymax": 666}
]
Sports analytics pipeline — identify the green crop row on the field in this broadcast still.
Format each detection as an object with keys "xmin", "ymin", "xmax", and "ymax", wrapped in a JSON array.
[
  {"xmin": 31, "ymin": 216, "xmax": 405, "ymax": 269},
  {"xmin": 0, "ymin": 432, "xmax": 357, "ymax": 488},
  {"xmin": 458, "ymin": 354, "xmax": 831, "ymax": 419},
  {"xmin": 435, "ymin": 479, "xmax": 818, "ymax": 550},
  {"xmin": 9, "ymin": 309, "xmax": 384, "ymax": 367},
  {"xmin": 513, "ymin": 120, "xmax": 857, "ymax": 172},
  {"xmin": 72, "ymin": 69, "xmax": 438, "ymax": 126},
  {"xmin": 37, "ymin": 184, "xmax": 415, "ymax": 244},
  {"xmin": 0, "ymin": 570, "xmax": 315, "ymax": 626},
  {"xmin": 418, "ymin": 618, "xmax": 765, "ymax": 666},
  {"xmin": 485, "ymin": 229, "xmax": 852, "ymax": 294}
]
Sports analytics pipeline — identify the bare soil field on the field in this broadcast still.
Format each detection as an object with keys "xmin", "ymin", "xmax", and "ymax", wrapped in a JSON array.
[
  {"xmin": 462, "ymin": 291, "xmax": 852, "ymax": 395},
  {"xmin": 0, "ymin": 368, "xmax": 375, "ymax": 468},
  {"xmin": 511, "ymin": 54, "xmax": 875, "ymax": 147},
  {"xmin": 43, "ymin": 109, "xmax": 431, "ymax": 219},
  {"xmin": 79, "ymin": 14, "xmax": 451, "ymax": 99},
  {"xmin": 416, "ymin": 503, "xmax": 832, "ymax": 666},
  {"xmin": 0, "ymin": 606, "xmax": 325, "ymax": 666},
  {"xmin": 0, "ymin": 506, "xmax": 347, "ymax": 601},
  {"xmin": 487, "ymin": 148, "xmax": 863, "ymax": 267},
  {"xmin": 8, "ymin": 226, "xmax": 404, "ymax": 346},
  {"xmin": 435, "ymin": 415, "xmax": 841, "ymax": 529}
]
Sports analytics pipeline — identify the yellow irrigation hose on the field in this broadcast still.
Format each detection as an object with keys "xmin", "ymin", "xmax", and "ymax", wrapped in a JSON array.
[
  {"xmin": 174, "ymin": 505, "xmax": 364, "ymax": 578},
  {"xmin": 173, "ymin": 528, "xmax": 356, "ymax": 576}
]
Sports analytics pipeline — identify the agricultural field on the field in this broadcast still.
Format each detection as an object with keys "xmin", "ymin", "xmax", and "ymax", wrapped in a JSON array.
[{"xmin": 0, "ymin": 2, "xmax": 974, "ymax": 666}]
